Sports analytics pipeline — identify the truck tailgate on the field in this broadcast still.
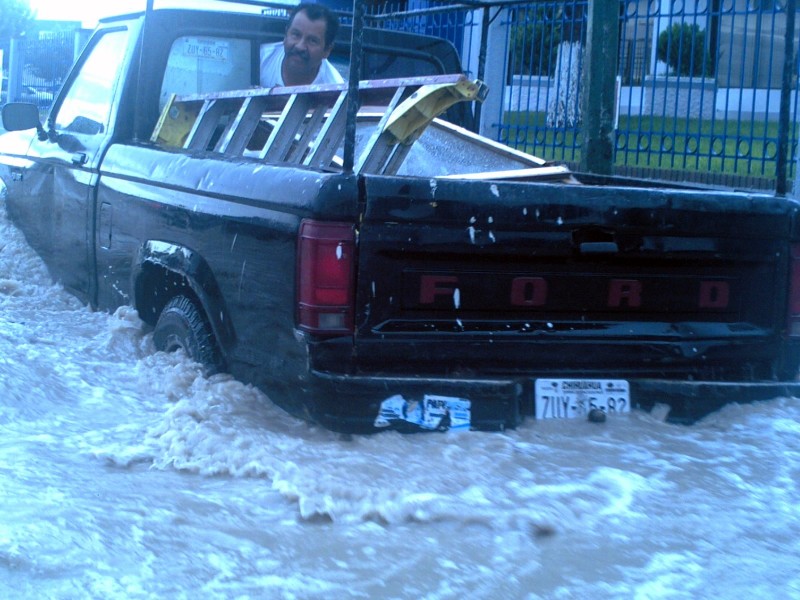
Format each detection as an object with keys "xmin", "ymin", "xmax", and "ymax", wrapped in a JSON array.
[{"xmin": 353, "ymin": 175, "xmax": 796, "ymax": 381}]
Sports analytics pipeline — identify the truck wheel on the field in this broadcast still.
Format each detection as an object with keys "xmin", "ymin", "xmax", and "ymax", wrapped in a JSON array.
[{"xmin": 153, "ymin": 295, "xmax": 222, "ymax": 374}]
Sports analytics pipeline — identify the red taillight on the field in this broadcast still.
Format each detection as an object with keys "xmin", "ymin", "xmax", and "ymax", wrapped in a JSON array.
[
  {"xmin": 297, "ymin": 219, "xmax": 356, "ymax": 335},
  {"xmin": 788, "ymin": 243, "xmax": 800, "ymax": 337}
]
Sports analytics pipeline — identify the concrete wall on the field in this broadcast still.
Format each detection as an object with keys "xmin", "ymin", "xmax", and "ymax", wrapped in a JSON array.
[{"xmin": 643, "ymin": 76, "xmax": 716, "ymax": 120}]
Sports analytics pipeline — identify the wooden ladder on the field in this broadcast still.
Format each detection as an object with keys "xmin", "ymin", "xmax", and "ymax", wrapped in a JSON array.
[{"xmin": 151, "ymin": 75, "xmax": 487, "ymax": 175}]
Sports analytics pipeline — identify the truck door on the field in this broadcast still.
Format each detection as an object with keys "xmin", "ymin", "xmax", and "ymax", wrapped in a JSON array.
[{"xmin": 22, "ymin": 27, "xmax": 131, "ymax": 305}]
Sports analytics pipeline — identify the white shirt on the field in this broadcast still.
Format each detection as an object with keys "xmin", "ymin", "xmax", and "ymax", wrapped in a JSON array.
[{"xmin": 259, "ymin": 42, "xmax": 344, "ymax": 87}]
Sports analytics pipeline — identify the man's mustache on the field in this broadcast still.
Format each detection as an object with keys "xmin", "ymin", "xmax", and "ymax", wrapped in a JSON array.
[{"xmin": 287, "ymin": 48, "xmax": 309, "ymax": 60}]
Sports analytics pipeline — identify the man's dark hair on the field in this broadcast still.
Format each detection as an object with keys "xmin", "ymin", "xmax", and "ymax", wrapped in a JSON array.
[{"xmin": 288, "ymin": 3, "xmax": 340, "ymax": 49}]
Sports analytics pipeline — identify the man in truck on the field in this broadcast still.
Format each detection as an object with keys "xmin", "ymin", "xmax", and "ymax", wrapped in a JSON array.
[{"xmin": 259, "ymin": 2, "xmax": 344, "ymax": 87}]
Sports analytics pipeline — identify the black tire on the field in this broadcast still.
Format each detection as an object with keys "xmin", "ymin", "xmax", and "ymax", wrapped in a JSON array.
[{"xmin": 153, "ymin": 295, "xmax": 223, "ymax": 374}]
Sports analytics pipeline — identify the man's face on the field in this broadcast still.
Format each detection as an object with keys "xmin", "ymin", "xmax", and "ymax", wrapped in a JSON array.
[{"xmin": 283, "ymin": 10, "xmax": 332, "ymax": 82}]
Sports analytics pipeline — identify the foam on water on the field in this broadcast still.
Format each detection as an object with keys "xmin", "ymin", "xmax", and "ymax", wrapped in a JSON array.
[{"xmin": 92, "ymin": 364, "xmax": 704, "ymax": 537}]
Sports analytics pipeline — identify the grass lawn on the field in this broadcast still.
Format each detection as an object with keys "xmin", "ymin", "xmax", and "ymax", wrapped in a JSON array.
[{"xmin": 502, "ymin": 111, "xmax": 796, "ymax": 180}]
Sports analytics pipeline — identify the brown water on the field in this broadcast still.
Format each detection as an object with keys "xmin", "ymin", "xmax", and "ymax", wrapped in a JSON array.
[{"xmin": 1, "ymin": 199, "xmax": 799, "ymax": 599}]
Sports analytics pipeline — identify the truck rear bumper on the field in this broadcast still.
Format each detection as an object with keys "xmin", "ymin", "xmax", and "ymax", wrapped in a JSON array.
[
  {"xmin": 306, "ymin": 371, "xmax": 800, "ymax": 433},
  {"xmin": 630, "ymin": 379, "xmax": 800, "ymax": 422}
]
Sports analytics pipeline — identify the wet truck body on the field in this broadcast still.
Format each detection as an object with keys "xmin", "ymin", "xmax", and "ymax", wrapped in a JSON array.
[{"xmin": 1, "ymin": 6, "xmax": 800, "ymax": 432}]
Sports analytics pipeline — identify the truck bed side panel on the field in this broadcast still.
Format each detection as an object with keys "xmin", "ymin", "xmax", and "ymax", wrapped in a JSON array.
[{"xmin": 97, "ymin": 143, "xmax": 359, "ymax": 411}]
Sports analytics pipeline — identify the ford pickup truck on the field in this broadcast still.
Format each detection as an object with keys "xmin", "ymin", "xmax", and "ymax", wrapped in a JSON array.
[{"xmin": 2, "ymin": 3, "xmax": 800, "ymax": 432}]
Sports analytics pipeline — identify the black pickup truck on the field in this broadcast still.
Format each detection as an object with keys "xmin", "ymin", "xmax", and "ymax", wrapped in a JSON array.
[{"xmin": 2, "ymin": 4, "xmax": 800, "ymax": 432}]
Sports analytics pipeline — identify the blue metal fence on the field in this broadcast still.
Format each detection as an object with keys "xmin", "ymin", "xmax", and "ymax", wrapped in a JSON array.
[
  {"xmin": 366, "ymin": 0, "xmax": 800, "ymax": 190},
  {"xmin": 362, "ymin": 1, "xmax": 482, "ymax": 78},
  {"xmin": 614, "ymin": 0, "xmax": 798, "ymax": 186},
  {"xmin": 499, "ymin": 2, "xmax": 586, "ymax": 163},
  {"xmin": 4, "ymin": 28, "xmax": 87, "ymax": 121}
]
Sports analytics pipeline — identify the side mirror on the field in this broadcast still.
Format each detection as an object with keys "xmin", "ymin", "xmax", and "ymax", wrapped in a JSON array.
[{"xmin": 2, "ymin": 102, "xmax": 47, "ymax": 140}]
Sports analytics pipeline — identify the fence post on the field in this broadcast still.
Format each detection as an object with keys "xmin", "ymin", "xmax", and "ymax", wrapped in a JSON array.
[
  {"xmin": 472, "ymin": 6, "xmax": 490, "ymax": 133},
  {"xmin": 478, "ymin": 6, "xmax": 508, "ymax": 140},
  {"xmin": 7, "ymin": 37, "xmax": 23, "ymax": 104},
  {"xmin": 344, "ymin": 0, "xmax": 365, "ymax": 173},
  {"xmin": 780, "ymin": 0, "xmax": 796, "ymax": 196},
  {"xmin": 580, "ymin": 0, "xmax": 619, "ymax": 175}
]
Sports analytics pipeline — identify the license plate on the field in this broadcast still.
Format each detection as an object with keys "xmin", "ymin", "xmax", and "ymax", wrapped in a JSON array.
[{"xmin": 535, "ymin": 379, "xmax": 630, "ymax": 419}]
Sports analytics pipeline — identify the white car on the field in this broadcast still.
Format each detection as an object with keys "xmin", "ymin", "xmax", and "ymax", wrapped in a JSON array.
[{"xmin": 20, "ymin": 85, "xmax": 54, "ymax": 105}]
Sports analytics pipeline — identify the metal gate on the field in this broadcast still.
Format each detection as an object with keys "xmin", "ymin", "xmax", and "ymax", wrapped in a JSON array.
[
  {"xmin": 3, "ymin": 29, "xmax": 88, "ymax": 119},
  {"xmin": 364, "ymin": 0, "xmax": 800, "ymax": 191}
]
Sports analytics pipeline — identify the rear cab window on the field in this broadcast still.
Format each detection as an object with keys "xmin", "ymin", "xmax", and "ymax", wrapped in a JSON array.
[{"xmin": 159, "ymin": 36, "xmax": 255, "ymax": 113}]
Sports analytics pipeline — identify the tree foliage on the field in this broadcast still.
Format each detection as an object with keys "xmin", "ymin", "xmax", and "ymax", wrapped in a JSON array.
[
  {"xmin": 0, "ymin": 0, "xmax": 34, "ymax": 42},
  {"xmin": 657, "ymin": 23, "xmax": 711, "ymax": 77},
  {"xmin": 25, "ymin": 34, "xmax": 75, "ymax": 83},
  {"xmin": 509, "ymin": 6, "xmax": 563, "ymax": 77}
]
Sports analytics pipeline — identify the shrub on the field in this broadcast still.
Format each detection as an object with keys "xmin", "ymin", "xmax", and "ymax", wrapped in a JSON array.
[
  {"xmin": 657, "ymin": 23, "xmax": 711, "ymax": 77},
  {"xmin": 509, "ymin": 6, "xmax": 563, "ymax": 78}
]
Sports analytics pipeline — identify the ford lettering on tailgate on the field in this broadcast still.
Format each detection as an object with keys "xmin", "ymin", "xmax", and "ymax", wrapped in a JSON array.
[{"xmin": 405, "ymin": 272, "xmax": 736, "ymax": 314}]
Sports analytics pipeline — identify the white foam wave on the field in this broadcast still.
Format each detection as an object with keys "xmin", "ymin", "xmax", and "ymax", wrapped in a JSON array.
[{"xmin": 91, "ymin": 361, "xmax": 667, "ymax": 533}]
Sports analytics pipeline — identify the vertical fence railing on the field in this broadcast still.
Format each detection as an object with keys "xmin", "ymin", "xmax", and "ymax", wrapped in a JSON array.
[
  {"xmin": 778, "ymin": 0, "xmax": 797, "ymax": 195},
  {"xmin": 4, "ymin": 29, "xmax": 87, "ymax": 121},
  {"xmin": 618, "ymin": 1, "xmax": 717, "ymax": 174},
  {"xmin": 364, "ymin": 0, "xmax": 799, "ymax": 190},
  {"xmin": 615, "ymin": 0, "xmax": 798, "ymax": 186},
  {"xmin": 361, "ymin": 1, "xmax": 482, "ymax": 78},
  {"xmin": 498, "ymin": 1, "xmax": 587, "ymax": 163}
]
